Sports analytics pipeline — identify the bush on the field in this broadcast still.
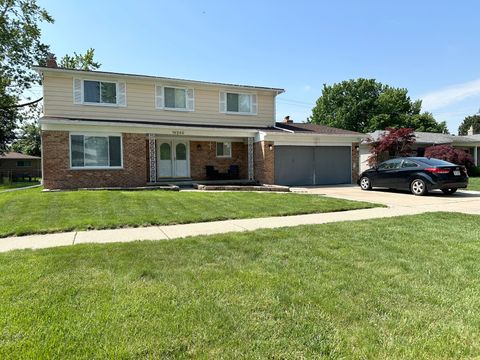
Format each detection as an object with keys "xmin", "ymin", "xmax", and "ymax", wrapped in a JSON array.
[
  {"xmin": 424, "ymin": 145, "xmax": 474, "ymax": 168},
  {"xmin": 468, "ymin": 166, "xmax": 480, "ymax": 177}
]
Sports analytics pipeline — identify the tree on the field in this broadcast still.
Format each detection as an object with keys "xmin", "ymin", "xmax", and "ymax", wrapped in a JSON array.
[
  {"xmin": 10, "ymin": 120, "xmax": 40, "ymax": 156},
  {"xmin": 367, "ymin": 127, "xmax": 416, "ymax": 166},
  {"xmin": 0, "ymin": 0, "xmax": 53, "ymax": 153},
  {"xmin": 458, "ymin": 114, "xmax": 480, "ymax": 135},
  {"xmin": 424, "ymin": 145, "xmax": 474, "ymax": 168},
  {"xmin": 58, "ymin": 48, "xmax": 101, "ymax": 70},
  {"xmin": 309, "ymin": 78, "xmax": 447, "ymax": 134}
]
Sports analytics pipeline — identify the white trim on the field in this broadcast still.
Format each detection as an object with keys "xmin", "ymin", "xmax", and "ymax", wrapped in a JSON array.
[
  {"xmin": 41, "ymin": 118, "xmax": 258, "ymax": 138},
  {"xmin": 69, "ymin": 132, "xmax": 123, "ymax": 170}
]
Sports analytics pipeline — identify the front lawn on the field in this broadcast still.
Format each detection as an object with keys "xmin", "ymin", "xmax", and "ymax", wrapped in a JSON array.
[
  {"xmin": 468, "ymin": 177, "xmax": 480, "ymax": 191},
  {"xmin": 1, "ymin": 212, "xmax": 479, "ymax": 358},
  {"xmin": 0, "ymin": 181, "xmax": 40, "ymax": 191},
  {"xmin": 0, "ymin": 188, "xmax": 377, "ymax": 237}
]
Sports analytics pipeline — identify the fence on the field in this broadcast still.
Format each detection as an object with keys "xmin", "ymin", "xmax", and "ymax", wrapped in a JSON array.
[{"xmin": 0, "ymin": 169, "xmax": 42, "ymax": 183}]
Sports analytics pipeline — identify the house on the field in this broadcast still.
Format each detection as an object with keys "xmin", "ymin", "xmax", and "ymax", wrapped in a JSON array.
[
  {"xmin": 35, "ymin": 64, "xmax": 363, "ymax": 189},
  {"xmin": 359, "ymin": 131, "xmax": 480, "ymax": 173},
  {"xmin": 0, "ymin": 152, "xmax": 42, "ymax": 180}
]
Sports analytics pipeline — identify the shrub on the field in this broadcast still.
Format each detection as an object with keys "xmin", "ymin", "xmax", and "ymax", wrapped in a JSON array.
[
  {"xmin": 468, "ymin": 166, "xmax": 480, "ymax": 177},
  {"xmin": 424, "ymin": 145, "xmax": 474, "ymax": 168}
]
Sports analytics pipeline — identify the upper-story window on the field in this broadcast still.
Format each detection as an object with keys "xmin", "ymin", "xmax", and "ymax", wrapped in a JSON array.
[
  {"xmin": 155, "ymin": 85, "xmax": 194, "ymax": 111},
  {"xmin": 219, "ymin": 92, "xmax": 257, "ymax": 115},
  {"xmin": 84, "ymin": 80, "xmax": 116, "ymax": 104},
  {"xmin": 73, "ymin": 78, "xmax": 126, "ymax": 106}
]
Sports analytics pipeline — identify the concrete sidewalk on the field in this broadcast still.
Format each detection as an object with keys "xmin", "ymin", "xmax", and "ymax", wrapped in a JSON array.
[
  {"xmin": 1, "ymin": 186, "xmax": 479, "ymax": 253},
  {"xmin": 0, "ymin": 206, "xmax": 424, "ymax": 253}
]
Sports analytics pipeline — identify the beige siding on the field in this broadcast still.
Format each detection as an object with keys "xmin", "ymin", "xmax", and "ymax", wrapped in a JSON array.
[{"xmin": 43, "ymin": 72, "xmax": 276, "ymax": 128}]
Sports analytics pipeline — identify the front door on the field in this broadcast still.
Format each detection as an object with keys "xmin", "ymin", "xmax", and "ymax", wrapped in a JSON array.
[{"xmin": 157, "ymin": 140, "xmax": 189, "ymax": 178}]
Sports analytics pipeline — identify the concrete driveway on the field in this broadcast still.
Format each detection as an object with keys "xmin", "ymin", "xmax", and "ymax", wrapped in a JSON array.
[{"xmin": 293, "ymin": 185, "xmax": 480, "ymax": 215}]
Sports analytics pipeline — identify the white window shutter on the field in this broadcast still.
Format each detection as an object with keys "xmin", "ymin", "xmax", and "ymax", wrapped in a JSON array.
[
  {"xmin": 117, "ymin": 82, "xmax": 127, "ymax": 106},
  {"xmin": 155, "ymin": 85, "xmax": 164, "ymax": 109},
  {"xmin": 251, "ymin": 94, "xmax": 258, "ymax": 114},
  {"xmin": 219, "ymin": 92, "xmax": 226, "ymax": 113},
  {"xmin": 186, "ymin": 88, "xmax": 195, "ymax": 111},
  {"xmin": 73, "ymin": 78, "xmax": 82, "ymax": 104}
]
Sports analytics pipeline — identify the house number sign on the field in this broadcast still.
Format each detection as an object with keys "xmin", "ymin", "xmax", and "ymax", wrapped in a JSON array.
[{"xmin": 172, "ymin": 130, "xmax": 184, "ymax": 135}]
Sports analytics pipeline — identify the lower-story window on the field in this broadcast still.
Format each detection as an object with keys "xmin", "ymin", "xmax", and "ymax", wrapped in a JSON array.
[
  {"xmin": 216, "ymin": 142, "xmax": 232, "ymax": 158},
  {"xmin": 70, "ymin": 134, "xmax": 122, "ymax": 168}
]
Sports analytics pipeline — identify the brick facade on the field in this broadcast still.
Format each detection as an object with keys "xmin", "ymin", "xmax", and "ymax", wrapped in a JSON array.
[
  {"xmin": 351, "ymin": 142, "xmax": 360, "ymax": 183},
  {"xmin": 254, "ymin": 141, "xmax": 275, "ymax": 184},
  {"xmin": 42, "ymin": 131, "xmax": 147, "ymax": 189},
  {"xmin": 189, "ymin": 141, "xmax": 248, "ymax": 180}
]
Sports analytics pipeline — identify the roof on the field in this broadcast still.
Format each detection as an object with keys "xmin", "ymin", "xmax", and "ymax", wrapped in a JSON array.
[
  {"xmin": 274, "ymin": 122, "xmax": 363, "ymax": 135},
  {"xmin": 0, "ymin": 152, "xmax": 40, "ymax": 160},
  {"xmin": 365, "ymin": 130, "xmax": 480, "ymax": 145},
  {"xmin": 33, "ymin": 66, "xmax": 285, "ymax": 94}
]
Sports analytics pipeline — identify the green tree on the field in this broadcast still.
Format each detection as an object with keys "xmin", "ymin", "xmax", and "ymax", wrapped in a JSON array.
[
  {"xmin": 309, "ymin": 78, "xmax": 447, "ymax": 134},
  {"xmin": 458, "ymin": 114, "xmax": 480, "ymax": 135},
  {"xmin": 11, "ymin": 120, "xmax": 40, "ymax": 156},
  {"xmin": 0, "ymin": 0, "xmax": 53, "ymax": 153},
  {"xmin": 58, "ymin": 48, "xmax": 101, "ymax": 70}
]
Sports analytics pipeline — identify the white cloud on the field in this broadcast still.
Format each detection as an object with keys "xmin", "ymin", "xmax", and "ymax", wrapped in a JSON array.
[
  {"xmin": 303, "ymin": 85, "xmax": 311, "ymax": 92},
  {"xmin": 420, "ymin": 78, "xmax": 480, "ymax": 110}
]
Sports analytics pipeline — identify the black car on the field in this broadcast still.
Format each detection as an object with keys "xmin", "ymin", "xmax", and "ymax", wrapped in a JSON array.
[{"xmin": 358, "ymin": 157, "xmax": 468, "ymax": 196}]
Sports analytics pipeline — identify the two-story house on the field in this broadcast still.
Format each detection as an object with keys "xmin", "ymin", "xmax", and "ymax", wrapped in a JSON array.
[{"xmin": 35, "ymin": 64, "xmax": 363, "ymax": 189}]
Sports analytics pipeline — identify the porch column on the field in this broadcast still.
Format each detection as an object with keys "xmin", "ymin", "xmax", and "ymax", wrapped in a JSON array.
[
  {"xmin": 248, "ymin": 137, "xmax": 254, "ymax": 180},
  {"xmin": 148, "ymin": 134, "xmax": 157, "ymax": 183},
  {"xmin": 475, "ymin": 146, "xmax": 478, "ymax": 166}
]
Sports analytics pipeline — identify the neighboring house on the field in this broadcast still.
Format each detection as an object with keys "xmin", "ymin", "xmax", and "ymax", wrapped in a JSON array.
[
  {"xmin": 0, "ymin": 152, "xmax": 42, "ymax": 180},
  {"xmin": 360, "ymin": 131, "xmax": 480, "ymax": 173},
  {"xmin": 35, "ymin": 64, "xmax": 363, "ymax": 189}
]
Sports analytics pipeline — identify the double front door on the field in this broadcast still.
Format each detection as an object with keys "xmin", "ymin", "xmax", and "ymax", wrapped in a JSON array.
[{"xmin": 157, "ymin": 140, "xmax": 189, "ymax": 178}]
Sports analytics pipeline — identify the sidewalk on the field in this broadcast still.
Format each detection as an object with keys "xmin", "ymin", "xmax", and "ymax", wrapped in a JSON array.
[{"xmin": 0, "ymin": 206, "xmax": 424, "ymax": 253}]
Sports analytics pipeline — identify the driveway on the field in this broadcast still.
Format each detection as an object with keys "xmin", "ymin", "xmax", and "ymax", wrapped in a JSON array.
[{"xmin": 293, "ymin": 185, "xmax": 480, "ymax": 215}]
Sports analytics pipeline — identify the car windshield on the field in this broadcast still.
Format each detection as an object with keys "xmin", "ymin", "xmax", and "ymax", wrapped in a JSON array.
[{"xmin": 418, "ymin": 158, "xmax": 456, "ymax": 166}]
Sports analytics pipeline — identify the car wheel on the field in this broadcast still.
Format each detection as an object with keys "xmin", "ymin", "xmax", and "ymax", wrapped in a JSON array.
[
  {"xmin": 410, "ymin": 179, "xmax": 427, "ymax": 196},
  {"xmin": 442, "ymin": 188, "xmax": 457, "ymax": 195},
  {"xmin": 359, "ymin": 176, "xmax": 372, "ymax": 190}
]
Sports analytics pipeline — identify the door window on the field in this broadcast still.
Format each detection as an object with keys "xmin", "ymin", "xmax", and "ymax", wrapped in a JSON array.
[
  {"xmin": 401, "ymin": 160, "xmax": 419, "ymax": 168},
  {"xmin": 176, "ymin": 143, "xmax": 187, "ymax": 160},
  {"xmin": 160, "ymin": 143, "xmax": 171, "ymax": 160}
]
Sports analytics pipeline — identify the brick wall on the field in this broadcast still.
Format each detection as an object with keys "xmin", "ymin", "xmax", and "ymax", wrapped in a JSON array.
[
  {"xmin": 254, "ymin": 141, "xmax": 274, "ymax": 184},
  {"xmin": 189, "ymin": 141, "xmax": 248, "ymax": 180},
  {"xmin": 42, "ymin": 131, "xmax": 147, "ymax": 189},
  {"xmin": 351, "ymin": 142, "xmax": 360, "ymax": 183}
]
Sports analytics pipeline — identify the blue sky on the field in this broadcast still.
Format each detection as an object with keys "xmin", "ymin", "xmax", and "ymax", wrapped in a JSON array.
[{"xmin": 36, "ymin": 0, "xmax": 480, "ymax": 133}]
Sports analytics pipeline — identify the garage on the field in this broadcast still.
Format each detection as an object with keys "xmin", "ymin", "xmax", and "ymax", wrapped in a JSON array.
[{"xmin": 274, "ymin": 145, "xmax": 351, "ymax": 186}]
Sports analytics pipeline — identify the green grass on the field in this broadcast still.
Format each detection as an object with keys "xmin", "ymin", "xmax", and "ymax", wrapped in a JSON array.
[
  {"xmin": 0, "ymin": 181, "xmax": 40, "ymax": 191},
  {"xmin": 1, "ymin": 212, "xmax": 479, "ymax": 358},
  {"xmin": 468, "ymin": 177, "xmax": 480, "ymax": 191},
  {"xmin": 0, "ymin": 188, "xmax": 377, "ymax": 237}
]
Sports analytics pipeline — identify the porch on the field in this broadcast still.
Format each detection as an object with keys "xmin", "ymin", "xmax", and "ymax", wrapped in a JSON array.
[{"xmin": 146, "ymin": 134, "xmax": 255, "ymax": 184}]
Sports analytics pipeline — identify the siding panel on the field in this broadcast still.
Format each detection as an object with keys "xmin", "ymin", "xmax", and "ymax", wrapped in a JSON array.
[{"xmin": 43, "ymin": 73, "xmax": 277, "ymax": 127}]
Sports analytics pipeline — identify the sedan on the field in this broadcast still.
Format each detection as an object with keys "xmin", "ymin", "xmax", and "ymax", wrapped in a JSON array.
[{"xmin": 358, "ymin": 157, "xmax": 468, "ymax": 196}]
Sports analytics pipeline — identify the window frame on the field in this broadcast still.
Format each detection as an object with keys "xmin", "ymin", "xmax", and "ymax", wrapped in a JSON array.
[
  {"xmin": 216, "ymin": 142, "xmax": 232, "ymax": 158},
  {"xmin": 82, "ymin": 79, "xmax": 120, "ymax": 107},
  {"xmin": 163, "ymin": 86, "xmax": 188, "ymax": 111},
  {"xmin": 155, "ymin": 84, "xmax": 194, "ymax": 112},
  {"xmin": 225, "ymin": 92, "xmax": 255, "ymax": 115},
  {"xmin": 69, "ymin": 132, "xmax": 123, "ymax": 170}
]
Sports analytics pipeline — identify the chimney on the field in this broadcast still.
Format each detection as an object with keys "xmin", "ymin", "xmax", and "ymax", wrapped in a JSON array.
[
  {"xmin": 282, "ymin": 115, "xmax": 293, "ymax": 124},
  {"xmin": 468, "ymin": 125, "xmax": 474, "ymax": 136},
  {"xmin": 46, "ymin": 53, "xmax": 57, "ymax": 68}
]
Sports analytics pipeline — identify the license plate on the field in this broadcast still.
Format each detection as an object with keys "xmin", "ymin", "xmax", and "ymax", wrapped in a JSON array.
[{"xmin": 454, "ymin": 170, "xmax": 461, "ymax": 176}]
